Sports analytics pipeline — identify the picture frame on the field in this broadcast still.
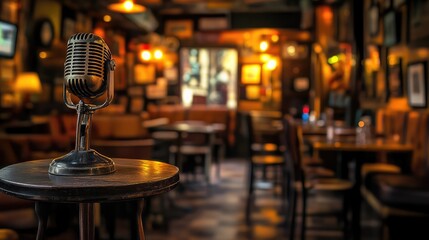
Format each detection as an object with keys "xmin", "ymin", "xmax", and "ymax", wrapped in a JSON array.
[
  {"xmin": 368, "ymin": 3, "xmax": 380, "ymax": 37},
  {"xmin": 386, "ymin": 57, "xmax": 403, "ymax": 98},
  {"xmin": 408, "ymin": 0, "xmax": 429, "ymax": 44},
  {"xmin": 241, "ymin": 64, "xmax": 261, "ymax": 84},
  {"xmin": 383, "ymin": 10, "xmax": 400, "ymax": 47},
  {"xmin": 292, "ymin": 77, "xmax": 310, "ymax": 92},
  {"xmin": 134, "ymin": 64, "xmax": 156, "ymax": 85},
  {"xmin": 164, "ymin": 20, "xmax": 193, "ymax": 39},
  {"xmin": 407, "ymin": 62, "xmax": 427, "ymax": 108},
  {"xmin": 198, "ymin": 17, "xmax": 229, "ymax": 31}
]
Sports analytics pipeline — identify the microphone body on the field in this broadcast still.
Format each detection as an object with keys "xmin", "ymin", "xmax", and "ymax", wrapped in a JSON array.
[
  {"xmin": 49, "ymin": 33, "xmax": 116, "ymax": 176},
  {"xmin": 64, "ymin": 33, "xmax": 111, "ymax": 99}
]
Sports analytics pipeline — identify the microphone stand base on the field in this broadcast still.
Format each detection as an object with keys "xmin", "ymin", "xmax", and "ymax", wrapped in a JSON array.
[{"xmin": 48, "ymin": 150, "xmax": 116, "ymax": 176}]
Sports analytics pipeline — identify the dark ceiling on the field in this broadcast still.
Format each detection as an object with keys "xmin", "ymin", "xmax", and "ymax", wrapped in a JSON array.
[{"xmin": 58, "ymin": 0, "xmax": 303, "ymax": 33}]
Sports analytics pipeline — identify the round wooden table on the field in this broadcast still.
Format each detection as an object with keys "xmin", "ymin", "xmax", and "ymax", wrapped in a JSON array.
[{"xmin": 0, "ymin": 158, "xmax": 179, "ymax": 240}]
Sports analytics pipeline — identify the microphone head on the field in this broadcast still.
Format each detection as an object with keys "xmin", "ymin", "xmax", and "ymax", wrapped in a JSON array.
[{"xmin": 64, "ymin": 33, "xmax": 112, "ymax": 99}]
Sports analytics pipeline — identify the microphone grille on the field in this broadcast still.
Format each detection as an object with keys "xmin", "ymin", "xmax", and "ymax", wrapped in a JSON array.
[{"xmin": 64, "ymin": 33, "xmax": 112, "ymax": 99}]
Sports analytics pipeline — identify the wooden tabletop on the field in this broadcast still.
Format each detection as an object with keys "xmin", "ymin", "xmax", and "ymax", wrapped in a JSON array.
[
  {"xmin": 305, "ymin": 136, "xmax": 414, "ymax": 152},
  {"xmin": 0, "ymin": 159, "xmax": 179, "ymax": 203},
  {"xmin": 155, "ymin": 121, "xmax": 225, "ymax": 134}
]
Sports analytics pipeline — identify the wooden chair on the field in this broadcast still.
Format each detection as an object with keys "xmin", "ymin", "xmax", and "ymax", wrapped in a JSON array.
[
  {"xmin": 244, "ymin": 111, "xmax": 284, "ymax": 223},
  {"xmin": 363, "ymin": 111, "xmax": 429, "ymax": 239},
  {"xmin": 361, "ymin": 110, "xmax": 419, "ymax": 201},
  {"xmin": 282, "ymin": 115, "xmax": 353, "ymax": 240}
]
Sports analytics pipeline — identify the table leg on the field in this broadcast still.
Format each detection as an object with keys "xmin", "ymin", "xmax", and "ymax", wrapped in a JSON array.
[
  {"xmin": 35, "ymin": 202, "xmax": 51, "ymax": 240},
  {"xmin": 352, "ymin": 159, "xmax": 363, "ymax": 240},
  {"xmin": 79, "ymin": 203, "xmax": 94, "ymax": 240},
  {"xmin": 131, "ymin": 199, "xmax": 145, "ymax": 240}
]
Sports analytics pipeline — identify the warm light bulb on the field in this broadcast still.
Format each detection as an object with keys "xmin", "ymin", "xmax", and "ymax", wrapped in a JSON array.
[
  {"xmin": 39, "ymin": 51, "xmax": 47, "ymax": 59},
  {"xmin": 287, "ymin": 45, "xmax": 296, "ymax": 56},
  {"xmin": 103, "ymin": 15, "xmax": 112, "ymax": 22},
  {"xmin": 271, "ymin": 35, "xmax": 279, "ymax": 43},
  {"xmin": 259, "ymin": 41, "xmax": 269, "ymax": 52},
  {"xmin": 140, "ymin": 50, "xmax": 151, "ymax": 61},
  {"xmin": 108, "ymin": 0, "xmax": 145, "ymax": 13},
  {"xmin": 260, "ymin": 54, "xmax": 271, "ymax": 62},
  {"xmin": 124, "ymin": 0, "xmax": 134, "ymax": 11},
  {"xmin": 266, "ymin": 59, "xmax": 277, "ymax": 71},
  {"xmin": 154, "ymin": 49, "xmax": 163, "ymax": 60}
]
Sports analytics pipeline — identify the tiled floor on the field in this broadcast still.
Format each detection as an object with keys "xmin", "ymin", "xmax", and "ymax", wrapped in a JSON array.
[
  {"xmin": 102, "ymin": 158, "xmax": 381, "ymax": 240},
  {"xmin": 14, "ymin": 158, "xmax": 382, "ymax": 240}
]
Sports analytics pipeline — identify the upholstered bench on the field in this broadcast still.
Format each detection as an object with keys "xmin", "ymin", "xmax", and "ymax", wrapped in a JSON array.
[{"xmin": 364, "ymin": 173, "xmax": 429, "ymax": 239}]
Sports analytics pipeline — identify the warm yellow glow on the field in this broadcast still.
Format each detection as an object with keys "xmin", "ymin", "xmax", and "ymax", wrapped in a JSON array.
[
  {"xmin": 15, "ymin": 72, "xmax": 42, "ymax": 94},
  {"xmin": 328, "ymin": 55, "xmax": 339, "ymax": 65},
  {"xmin": 39, "ymin": 51, "xmax": 47, "ymax": 59},
  {"xmin": 182, "ymin": 87, "xmax": 193, "ymax": 108},
  {"xmin": 271, "ymin": 35, "xmax": 279, "ymax": 43},
  {"xmin": 314, "ymin": 44, "xmax": 322, "ymax": 54},
  {"xmin": 259, "ymin": 40, "xmax": 269, "ymax": 52},
  {"xmin": 242, "ymin": 64, "xmax": 261, "ymax": 84},
  {"xmin": 154, "ymin": 49, "xmax": 163, "ymax": 60},
  {"xmin": 260, "ymin": 54, "xmax": 271, "ymax": 62},
  {"xmin": 124, "ymin": 0, "xmax": 134, "ymax": 10},
  {"xmin": 246, "ymin": 85, "xmax": 260, "ymax": 99},
  {"xmin": 108, "ymin": 0, "xmax": 145, "ymax": 13},
  {"xmin": 140, "ymin": 50, "xmax": 151, "ymax": 61},
  {"xmin": 287, "ymin": 45, "xmax": 296, "ymax": 56},
  {"xmin": 103, "ymin": 15, "xmax": 112, "ymax": 22},
  {"xmin": 265, "ymin": 59, "xmax": 277, "ymax": 71},
  {"xmin": 417, "ymin": 48, "xmax": 429, "ymax": 58},
  {"xmin": 358, "ymin": 121, "xmax": 365, "ymax": 128},
  {"xmin": 388, "ymin": 56, "xmax": 398, "ymax": 66}
]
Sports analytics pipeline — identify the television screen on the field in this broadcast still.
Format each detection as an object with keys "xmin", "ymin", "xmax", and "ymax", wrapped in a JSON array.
[
  {"xmin": 0, "ymin": 20, "xmax": 18, "ymax": 59},
  {"xmin": 180, "ymin": 47, "xmax": 238, "ymax": 108}
]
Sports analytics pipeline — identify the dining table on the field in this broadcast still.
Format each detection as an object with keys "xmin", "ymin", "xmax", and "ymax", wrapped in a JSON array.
[
  {"xmin": 304, "ymin": 135, "xmax": 414, "ymax": 240},
  {"xmin": 152, "ymin": 121, "xmax": 226, "ymax": 185}
]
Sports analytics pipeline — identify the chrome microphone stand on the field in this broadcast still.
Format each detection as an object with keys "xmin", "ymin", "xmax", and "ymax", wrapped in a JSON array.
[{"xmin": 48, "ymin": 60, "xmax": 116, "ymax": 176}]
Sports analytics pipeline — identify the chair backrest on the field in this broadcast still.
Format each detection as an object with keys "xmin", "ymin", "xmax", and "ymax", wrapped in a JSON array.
[
  {"xmin": 376, "ymin": 109, "xmax": 408, "ymax": 142},
  {"xmin": 281, "ymin": 115, "xmax": 304, "ymax": 183},
  {"xmin": 410, "ymin": 111, "xmax": 429, "ymax": 177},
  {"xmin": 246, "ymin": 111, "xmax": 283, "ymax": 157}
]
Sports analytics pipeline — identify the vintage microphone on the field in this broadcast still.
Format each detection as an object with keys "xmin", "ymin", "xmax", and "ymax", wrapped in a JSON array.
[{"xmin": 49, "ymin": 33, "xmax": 116, "ymax": 175}]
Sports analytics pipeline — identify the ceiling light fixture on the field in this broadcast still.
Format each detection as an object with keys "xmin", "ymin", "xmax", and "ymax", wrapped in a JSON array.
[{"xmin": 108, "ymin": 0, "xmax": 146, "ymax": 13}]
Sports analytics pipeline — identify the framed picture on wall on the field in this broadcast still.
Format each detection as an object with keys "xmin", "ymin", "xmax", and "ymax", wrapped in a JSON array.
[
  {"xmin": 386, "ymin": 57, "xmax": 403, "ymax": 98},
  {"xmin": 241, "ymin": 64, "xmax": 261, "ymax": 84},
  {"xmin": 384, "ymin": 10, "xmax": 400, "ymax": 47},
  {"xmin": 409, "ymin": 0, "xmax": 429, "ymax": 44},
  {"xmin": 407, "ymin": 62, "xmax": 427, "ymax": 108},
  {"xmin": 368, "ymin": 3, "xmax": 380, "ymax": 37},
  {"xmin": 165, "ymin": 20, "xmax": 193, "ymax": 39}
]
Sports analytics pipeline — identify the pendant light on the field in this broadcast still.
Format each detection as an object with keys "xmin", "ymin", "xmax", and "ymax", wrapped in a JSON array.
[{"xmin": 108, "ymin": 0, "xmax": 146, "ymax": 13}]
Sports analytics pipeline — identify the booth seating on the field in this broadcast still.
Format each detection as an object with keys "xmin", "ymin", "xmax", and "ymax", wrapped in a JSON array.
[{"xmin": 362, "ymin": 110, "xmax": 429, "ymax": 239}]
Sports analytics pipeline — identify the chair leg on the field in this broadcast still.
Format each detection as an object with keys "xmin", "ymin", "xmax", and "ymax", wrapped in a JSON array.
[
  {"xmin": 342, "ymin": 191, "xmax": 350, "ymax": 239},
  {"xmin": 288, "ymin": 189, "xmax": 297, "ymax": 240},
  {"xmin": 246, "ymin": 163, "xmax": 255, "ymax": 224},
  {"xmin": 301, "ymin": 189, "xmax": 307, "ymax": 240},
  {"xmin": 205, "ymin": 152, "xmax": 212, "ymax": 186},
  {"xmin": 216, "ymin": 144, "xmax": 225, "ymax": 180}
]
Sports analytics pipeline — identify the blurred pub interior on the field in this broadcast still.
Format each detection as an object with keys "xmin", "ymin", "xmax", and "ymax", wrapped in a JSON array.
[{"xmin": 1, "ymin": 0, "xmax": 429, "ymax": 239}]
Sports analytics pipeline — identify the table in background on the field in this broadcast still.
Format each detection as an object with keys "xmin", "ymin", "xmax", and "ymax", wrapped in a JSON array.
[
  {"xmin": 154, "ymin": 121, "xmax": 225, "ymax": 184},
  {"xmin": 305, "ymin": 135, "xmax": 413, "ymax": 240},
  {"xmin": 0, "ymin": 159, "xmax": 179, "ymax": 240}
]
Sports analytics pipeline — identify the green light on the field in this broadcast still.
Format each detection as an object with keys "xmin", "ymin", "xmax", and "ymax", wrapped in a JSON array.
[{"xmin": 328, "ymin": 55, "xmax": 339, "ymax": 65}]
